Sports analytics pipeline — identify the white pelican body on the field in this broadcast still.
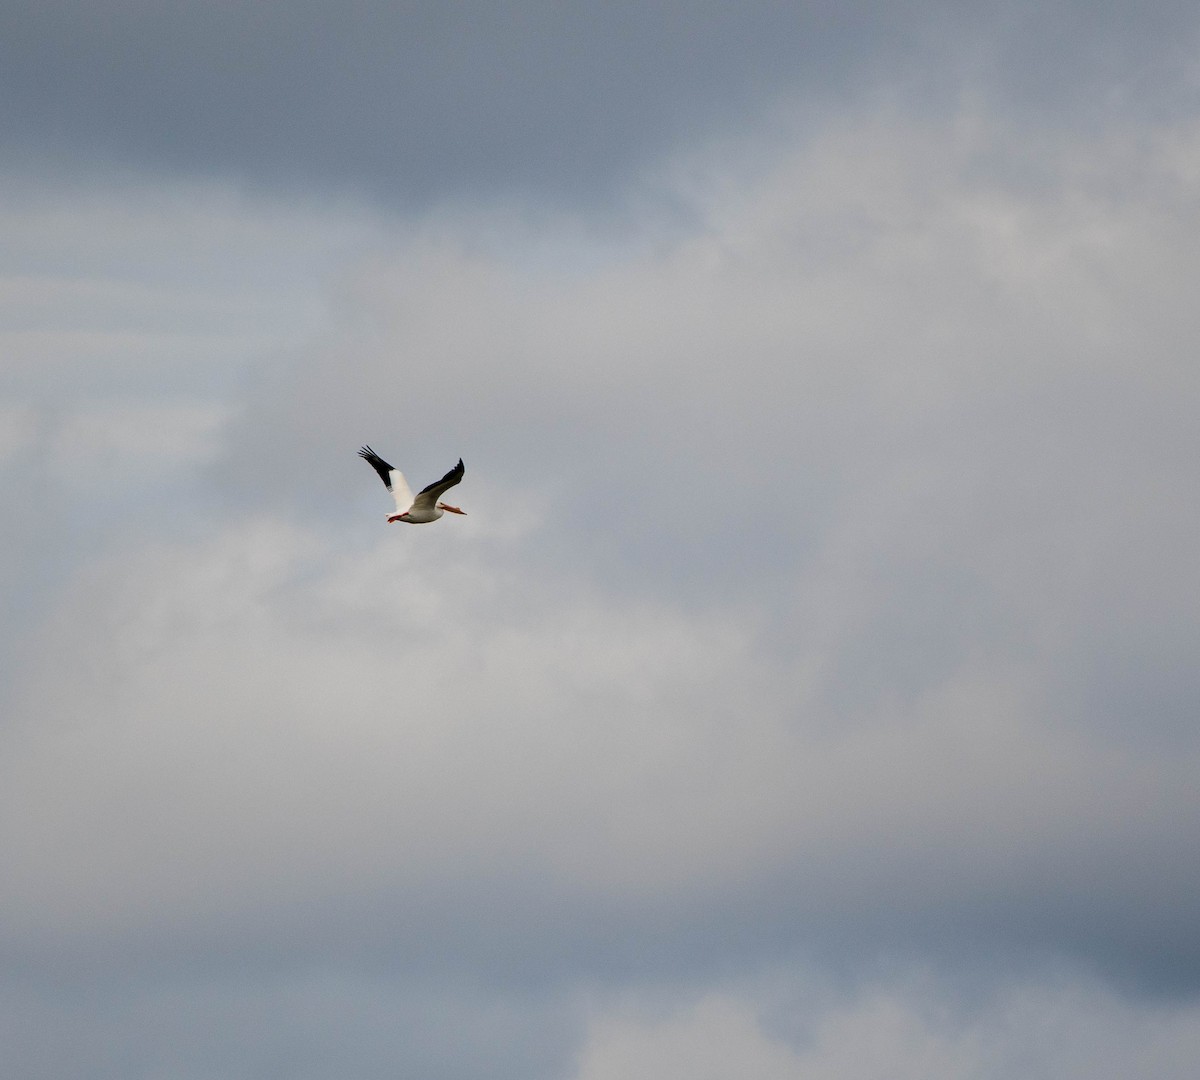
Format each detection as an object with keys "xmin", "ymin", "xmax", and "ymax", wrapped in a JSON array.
[{"xmin": 359, "ymin": 446, "xmax": 466, "ymax": 524}]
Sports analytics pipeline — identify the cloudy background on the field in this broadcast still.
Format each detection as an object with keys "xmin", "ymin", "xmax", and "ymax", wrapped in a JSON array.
[{"xmin": 3, "ymin": 2, "xmax": 1200, "ymax": 1076}]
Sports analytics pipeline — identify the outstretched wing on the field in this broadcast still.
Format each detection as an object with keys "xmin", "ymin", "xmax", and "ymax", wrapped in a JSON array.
[
  {"xmin": 358, "ymin": 446, "xmax": 414, "ymax": 512},
  {"xmin": 411, "ymin": 458, "xmax": 465, "ymax": 512}
]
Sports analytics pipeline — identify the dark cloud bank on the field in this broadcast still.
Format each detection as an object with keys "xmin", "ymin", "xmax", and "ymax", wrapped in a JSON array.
[{"xmin": 3, "ymin": 1, "xmax": 1198, "ymax": 207}]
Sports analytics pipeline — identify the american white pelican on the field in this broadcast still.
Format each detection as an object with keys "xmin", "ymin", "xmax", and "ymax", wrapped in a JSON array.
[{"xmin": 358, "ymin": 446, "xmax": 466, "ymax": 524}]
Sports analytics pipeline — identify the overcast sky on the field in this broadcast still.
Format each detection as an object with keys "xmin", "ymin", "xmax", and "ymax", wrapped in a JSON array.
[{"xmin": 4, "ymin": 2, "xmax": 1200, "ymax": 1077}]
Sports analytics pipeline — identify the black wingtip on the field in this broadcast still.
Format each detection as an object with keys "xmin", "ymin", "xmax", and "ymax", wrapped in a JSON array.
[{"xmin": 358, "ymin": 445, "xmax": 395, "ymax": 489}]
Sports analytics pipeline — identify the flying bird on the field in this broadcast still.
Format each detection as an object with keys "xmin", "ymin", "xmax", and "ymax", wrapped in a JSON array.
[{"xmin": 358, "ymin": 446, "xmax": 466, "ymax": 524}]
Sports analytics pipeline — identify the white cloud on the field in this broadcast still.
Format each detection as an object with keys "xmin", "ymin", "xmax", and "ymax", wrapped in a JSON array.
[
  {"xmin": 4, "ymin": 97, "xmax": 1200, "ymax": 1078},
  {"xmin": 574, "ymin": 979, "xmax": 1200, "ymax": 1080},
  {"xmin": 575, "ymin": 994, "xmax": 815, "ymax": 1080},
  {"xmin": 8, "ymin": 107, "xmax": 1200, "ymax": 954},
  {"xmin": 222, "ymin": 110, "xmax": 1200, "ymax": 549},
  {"xmin": 0, "ymin": 514, "xmax": 773, "ymax": 937},
  {"xmin": 4, "ymin": 503, "xmax": 1198, "ymax": 965}
]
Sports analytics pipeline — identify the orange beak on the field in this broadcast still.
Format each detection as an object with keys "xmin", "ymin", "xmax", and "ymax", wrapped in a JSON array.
[{"xmin": 440, "ymin": 504, "xmax": 466, "ymax": 515}]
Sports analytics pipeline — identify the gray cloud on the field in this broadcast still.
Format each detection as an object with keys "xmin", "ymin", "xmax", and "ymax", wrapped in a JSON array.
[
  {"xmin": 5, "ymin": 6, "xmax": 1200, "ymax": 1076},
  {"xmin": 205, "ymin": 109, "xmax": 1200, "ymax": 997},
  {"xmin": 8, "ymin": 108, "xmax": 1200, "ymax": 999},
  {"xmin": 3, "ymin": 2, "xmax": 1199, "ymax": 209},
  {"xmin": 0, "ymin": 971, "xmax": 581, "ymax": 1080},
  {"xmin": 0, "ymin": 2, "xmax": 888, "ymax": 205}
]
